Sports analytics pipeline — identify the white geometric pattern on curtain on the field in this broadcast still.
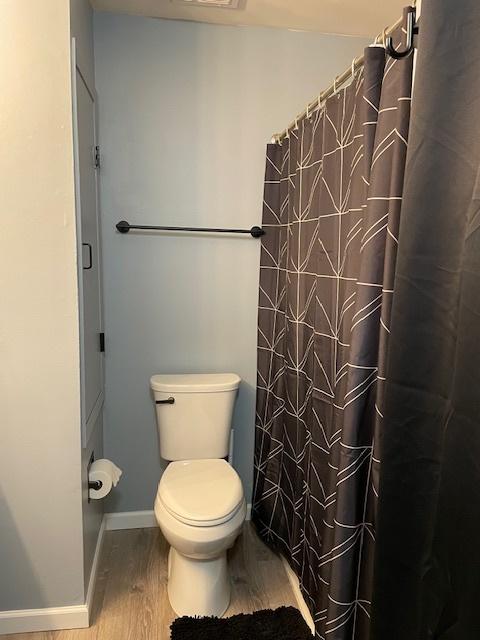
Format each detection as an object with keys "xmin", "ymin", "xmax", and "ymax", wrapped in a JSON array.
[{"xmin": 253, "ymin": 33, "xmax": 413, "ymax": 640}]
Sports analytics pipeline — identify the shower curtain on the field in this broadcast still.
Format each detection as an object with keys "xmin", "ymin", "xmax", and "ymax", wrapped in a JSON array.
[
  {"xmin": 372, "ymin": 0, "xmax": 480, "ymax": 637},
  {"xmin": 253, "ymin": 28, "xmax": 413, "ymax": 640}
]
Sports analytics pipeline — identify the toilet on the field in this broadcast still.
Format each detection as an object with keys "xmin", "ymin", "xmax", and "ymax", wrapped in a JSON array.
[{"xmin": 150, "ymin": 373, "xmax": 246, "ymax": 617}]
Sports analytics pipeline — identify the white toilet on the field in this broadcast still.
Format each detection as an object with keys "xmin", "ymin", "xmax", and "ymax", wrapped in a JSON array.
[{"xmin": 150, "ymin": 373, "xmax": 246, "ymax": 617}]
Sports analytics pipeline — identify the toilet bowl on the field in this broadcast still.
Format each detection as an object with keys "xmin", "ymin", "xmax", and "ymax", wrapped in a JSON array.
[
  {"xmin": 154, "ymin": 459, "xmax": 246, "ymax": 617},
  {"xmin": 150, "ymin": 373, "xmax": 244, "ymax": 617}
]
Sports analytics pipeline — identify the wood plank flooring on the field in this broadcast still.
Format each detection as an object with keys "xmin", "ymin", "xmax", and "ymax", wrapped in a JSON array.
[{"xmin": 4, "ymin": 524, "xmax": 298, "ymax": 640}]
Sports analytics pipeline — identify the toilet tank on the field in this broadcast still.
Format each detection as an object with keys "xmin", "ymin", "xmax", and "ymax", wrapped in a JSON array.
[{"xmin": 150, "ymin": 373, "xmax": 241, "ymax": 461}]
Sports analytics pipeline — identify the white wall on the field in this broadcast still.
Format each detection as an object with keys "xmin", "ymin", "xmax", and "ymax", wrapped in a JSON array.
[
  {"xmin": 94, "ymin": 12, "xmax": 369, "ymax": 512},
  {"xmin": 0, "ymin": 1, "xmax": 84, "ymax": 610}
]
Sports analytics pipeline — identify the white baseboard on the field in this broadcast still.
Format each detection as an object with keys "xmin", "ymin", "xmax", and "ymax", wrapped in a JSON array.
[
  {"xmin": 0, "ymin": 603, "xmax": 88, "ymax": 635},
  {"xmin": 0, "ymin": 517, "xmax": 106, "ymax": 635},
  {"xmin": 105, "ymin": 503, "xmax": 252, "ymax": 531},
  {"xmin": 280, "ymin": 556, "xmax": 315, "ymax": 635},
  {"xmin": 105, "ymin": 509, "xmax": 157, "ymax": 530}
]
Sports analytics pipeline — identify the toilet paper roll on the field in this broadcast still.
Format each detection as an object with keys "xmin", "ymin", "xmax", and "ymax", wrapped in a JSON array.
[{"xmin": 89, "ymin": 459, "xmax": 122, "ymax": 500}]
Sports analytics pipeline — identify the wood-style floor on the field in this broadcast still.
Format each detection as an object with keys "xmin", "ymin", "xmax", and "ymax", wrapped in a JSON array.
[{"xmin": 4, "ymin": 524, "xmax": 298, "ymax": 639}]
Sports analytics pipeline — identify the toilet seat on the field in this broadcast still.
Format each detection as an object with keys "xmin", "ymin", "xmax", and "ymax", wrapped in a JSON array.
[{"xmin": 158, "ymin": 459, "xmax": 244, "ymax": 527}]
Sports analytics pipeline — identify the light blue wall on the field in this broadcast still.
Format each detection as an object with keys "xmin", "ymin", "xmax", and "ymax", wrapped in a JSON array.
[{"xmin": 94, "ymin": 12, "xmax": 369, "ymax": 512}]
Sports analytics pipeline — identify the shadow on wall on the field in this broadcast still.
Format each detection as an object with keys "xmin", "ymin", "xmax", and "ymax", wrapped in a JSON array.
[
  {"xmin": 232, "ymin": 380, "xmax": 257, "ymax": 488},
  {"xmin": 0, "ymin": 488, "xmax": 45, "ymax": 612}
]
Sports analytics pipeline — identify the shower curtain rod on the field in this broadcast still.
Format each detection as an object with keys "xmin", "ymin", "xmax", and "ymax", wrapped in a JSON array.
[{"xmin": 272, "ymin": 2, "xmax": 417, "ymax": 144}]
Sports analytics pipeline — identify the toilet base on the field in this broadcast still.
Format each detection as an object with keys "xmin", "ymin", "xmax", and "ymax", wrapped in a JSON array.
[{"xmin": 167, "ymin": 547, "xmax": 231, "ymax": 617}]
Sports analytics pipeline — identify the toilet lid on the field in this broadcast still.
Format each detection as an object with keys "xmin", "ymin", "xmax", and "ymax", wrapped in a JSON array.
[{"xmin": 158, "ymin": 459, "xmax": 244, "ymax": 526}]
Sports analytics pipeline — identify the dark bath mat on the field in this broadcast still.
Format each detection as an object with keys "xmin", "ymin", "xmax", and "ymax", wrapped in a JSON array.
[{"xmin": 170, "ymin": 606, "xmax": 312, "ymax": 640}]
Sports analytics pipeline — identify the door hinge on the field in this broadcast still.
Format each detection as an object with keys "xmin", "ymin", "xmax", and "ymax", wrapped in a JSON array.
[
  {"xmin": 94, "ymin": 145, "xmax": 101, "ymax": 169},
  {"xmin": 99, "ymin": 332, "xmax": 105, "ymax": 353}
]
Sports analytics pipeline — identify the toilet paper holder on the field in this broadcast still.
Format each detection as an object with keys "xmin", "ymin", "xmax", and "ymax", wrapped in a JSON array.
[
  {"xmin": 87, "ymin": 452, "xmax": 102, "ymax": 497},
  {"xmin": 87, "ymin": 454, "xmax": 122, "ymax": 502}
]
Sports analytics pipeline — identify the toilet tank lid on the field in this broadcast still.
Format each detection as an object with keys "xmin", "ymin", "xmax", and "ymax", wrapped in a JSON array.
[{"xmin": 150, "ymin": 373, "xmax": 241, "ymax": 393}]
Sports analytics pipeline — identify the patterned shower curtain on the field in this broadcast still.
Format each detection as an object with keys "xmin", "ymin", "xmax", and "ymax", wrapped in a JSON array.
[{"xmin": 253, "ymin": 34, "xmax": 413, "ymax": 640}]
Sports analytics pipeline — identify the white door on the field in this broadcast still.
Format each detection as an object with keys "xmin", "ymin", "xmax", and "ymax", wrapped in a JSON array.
[{"xmin": 73, "ymin": 46, "xmax": 104, "ymax": 446}]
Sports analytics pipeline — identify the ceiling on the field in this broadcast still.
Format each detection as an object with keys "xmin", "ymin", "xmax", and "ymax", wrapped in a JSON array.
[{"xmin": 91, "ymin": 0, "xmax": 407, "ymax": 38}]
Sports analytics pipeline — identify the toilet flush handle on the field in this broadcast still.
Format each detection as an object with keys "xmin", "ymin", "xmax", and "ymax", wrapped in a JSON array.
[{"xmin": 156, "ymin": 397, "xmax": 175, "ymax": 405}]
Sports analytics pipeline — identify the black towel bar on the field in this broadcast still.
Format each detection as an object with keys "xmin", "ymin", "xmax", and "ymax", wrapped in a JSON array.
[{"xmin": 115, "ymin": 220, "xmax": 265, "ymax": 238}]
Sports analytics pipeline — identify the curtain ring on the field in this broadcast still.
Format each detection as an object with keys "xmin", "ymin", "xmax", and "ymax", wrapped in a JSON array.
[
  {"xmin": 382, "ymin": 27, "xmax": 388, "ymax": 48},
  {"xmin": 351, "ymin": 57, "xmax": 356, "ymax": 78},
  {"xmin": 306, "ymin": 102, "xmax": 311, "ymax": 120},
  {"xmin": 294, "ymin": 117, "xmax": 299, "ymax": 131},
  {"xmin": 333, "ymin": 76, "xmax": 338, "ymax": 96}
]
